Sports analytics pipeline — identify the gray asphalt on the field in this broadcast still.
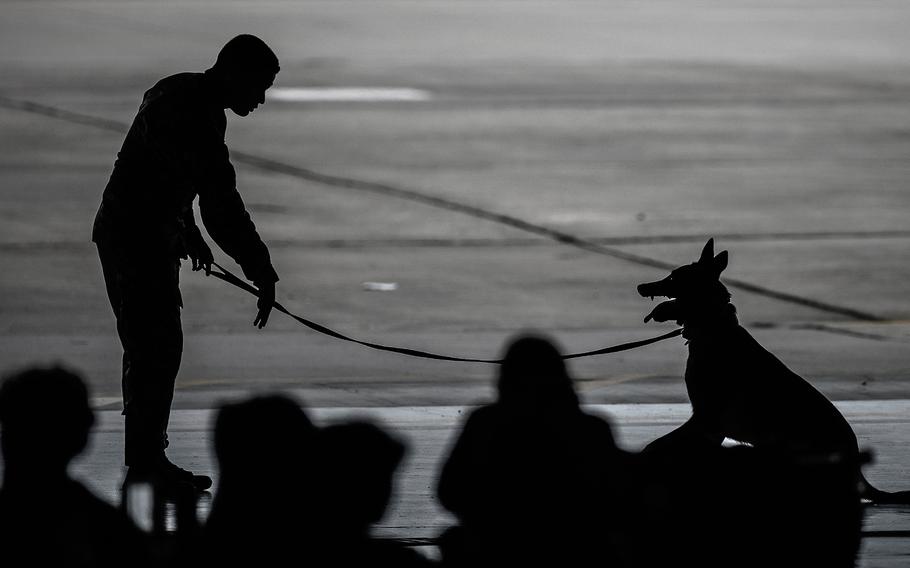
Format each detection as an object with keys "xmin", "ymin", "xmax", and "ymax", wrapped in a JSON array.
[{"xmin": 1, "ymin": 2, "xmax": 910, "ymax": 564}]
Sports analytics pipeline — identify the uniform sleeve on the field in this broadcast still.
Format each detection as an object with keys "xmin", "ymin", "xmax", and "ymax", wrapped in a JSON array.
[
  {"xmin": 188, "ymin": 111, "xmax": 278, "ymax": 284},
  {"xmin": 180, "ymin": 205, "xmax": 201, "ymax": 239}
]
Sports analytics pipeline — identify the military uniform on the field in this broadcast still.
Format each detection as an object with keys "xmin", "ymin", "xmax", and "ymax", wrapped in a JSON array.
[{"xmin": 93, "ymin": 70, "xmax": 277, "ymax": 467}]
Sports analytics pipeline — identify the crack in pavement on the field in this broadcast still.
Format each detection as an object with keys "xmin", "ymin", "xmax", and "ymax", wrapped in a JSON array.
[
  {"xmin": 4, "ymin": 231, "xmax": 910, "ymax": 252},
  {"xmin": 0, "ymin": 95, "xmax": 885, "ymax": 322}
]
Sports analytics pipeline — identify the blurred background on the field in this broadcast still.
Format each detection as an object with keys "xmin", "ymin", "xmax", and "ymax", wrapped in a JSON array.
[
  {"xmin": 2, "ymin": 0, "xmax": 909, "ymax": 406},
  {"xmin": 1, "ymin": 0, "xmax": 910, "ymax": 554}
]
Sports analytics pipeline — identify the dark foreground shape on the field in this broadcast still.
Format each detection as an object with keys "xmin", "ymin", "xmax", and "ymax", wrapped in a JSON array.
[
  {"xmin": 314, "ymin": 421, "xmax": 433, "ymax": 567},
  {"xmin": 202, "ymin": 394, "xmax": 318, "ymax": 565},
  {"xmin": 437, "ymin": 334, "xmax": 634, "ymax": 567},
  {"xmin": 201, "ymin": 395, "xmax": 433, "ymax": 566},
  {"xmin": 0, "ymin": 367, "xmax": 150, "ymax": 567},
  {"xmin": 638, "ymin": 238, "xmax": 910, "ymax": 505},
  {"xmin": 633, "ymin": 444, "xmax": 864, "ymax": 568}
]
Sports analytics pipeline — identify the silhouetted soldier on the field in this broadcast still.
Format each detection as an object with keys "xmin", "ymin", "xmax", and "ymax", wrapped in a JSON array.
[
  {"xmin": 0, "ymin": 367, "xmax": 150, "ymax": 567},
  {"xmin": 93, "ymin": 34, "xmax": 281, "ymax": 492}
]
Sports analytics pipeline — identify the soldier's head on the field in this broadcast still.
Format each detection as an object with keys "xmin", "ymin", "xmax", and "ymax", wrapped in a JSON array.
[{"xmin": 211, "ymin": 34, "xmax": 280, "ymax": 117}]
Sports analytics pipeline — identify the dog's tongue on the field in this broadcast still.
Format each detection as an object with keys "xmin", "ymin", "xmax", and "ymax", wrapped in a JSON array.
[{"xmin": 644, "ymin": 299, "xmax": 679, "ymax": 323}]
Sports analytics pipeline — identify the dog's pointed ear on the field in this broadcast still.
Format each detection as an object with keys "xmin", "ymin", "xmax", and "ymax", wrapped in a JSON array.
[
  {"xmin": 714, "ymin": 250, "xmax": 728, "ymax": 276},
  {"xmin": 699, "ymin": 238, "xmax": 714, "ymax": 264}
]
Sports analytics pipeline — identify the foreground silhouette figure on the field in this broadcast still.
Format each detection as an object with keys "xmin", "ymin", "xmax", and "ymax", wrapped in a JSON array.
[
  {"xmin": 202, "ymin": 395, "xmax": 318, "ymax": 565},
  {"xmin": 638, "ymin": 238, "xmax": 910, "ymax": 504},
  {"xmin": 633, "ymin": 444, "xmax": 863, "ymax": 568},
  {"xmin": 437, "ymin": 334, "xmax": 632, "ymax": 567},
  {"xmin": 314, "ymin": 421, "xmax": 433, "ymax": 566},
  {"xmin": 93, "ymin": 34, "xmax": 282, "ymax": 493},
  {"xmin": 0, "ymin": 367, "xmax": 149, "ymax": 567}
]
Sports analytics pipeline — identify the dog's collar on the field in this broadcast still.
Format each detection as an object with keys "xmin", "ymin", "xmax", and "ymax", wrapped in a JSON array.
[{"xmin": 681, "ymin": 305, "xmax": 739, "ymax": 341}]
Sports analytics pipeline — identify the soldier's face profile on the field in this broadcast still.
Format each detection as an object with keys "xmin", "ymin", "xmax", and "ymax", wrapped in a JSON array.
[{"xmin": 229, "ymin": 71, "xmax": 276, "ymax": 117}]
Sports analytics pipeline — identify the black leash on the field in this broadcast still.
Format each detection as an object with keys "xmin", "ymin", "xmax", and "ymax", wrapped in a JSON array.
[{"xmin": 209, "ymin": 261, "xmax": 683, "ymax": 364}]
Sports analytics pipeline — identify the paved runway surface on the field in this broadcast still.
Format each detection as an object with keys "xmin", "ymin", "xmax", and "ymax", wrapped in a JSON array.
[
  {"xmin": 67, "ymin": 401, "xmax": 910, "ymax": 566},
  {"xmin": 2, "ymin": 1, "xmax": 910, "ymax": 564}
]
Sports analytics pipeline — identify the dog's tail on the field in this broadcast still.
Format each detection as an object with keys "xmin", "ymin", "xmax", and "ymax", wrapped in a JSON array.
[{"xmin": 859, "ymin": 476, "xmax": 910, "ymax": 505}]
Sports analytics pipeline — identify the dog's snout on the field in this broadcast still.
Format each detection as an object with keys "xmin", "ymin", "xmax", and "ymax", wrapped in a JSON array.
[
  {"xmin": 638, "ymin": 275, "xmax": 678, "ymax": 299},
  {"xmin": 637, "ymin": 281, "xmax": 662, "ymax": 298}
]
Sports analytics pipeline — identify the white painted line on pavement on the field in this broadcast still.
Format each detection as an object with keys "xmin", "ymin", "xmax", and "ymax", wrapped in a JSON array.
[
  {"xmin": 268, "ymin": 87, "xmax": 432, "ymax": 102},
  {"xmin": 91, "ymin": 396, "xmax": 122, "ymax": 409},
  {"xmin": 90, "ymin": 400, "xmax": 910, "ymax": 429}
]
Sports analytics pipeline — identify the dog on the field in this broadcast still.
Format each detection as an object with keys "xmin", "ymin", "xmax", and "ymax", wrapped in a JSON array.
[{"xmin": 637, "ymin": 238, "xmax": 909, "ymax": 504}]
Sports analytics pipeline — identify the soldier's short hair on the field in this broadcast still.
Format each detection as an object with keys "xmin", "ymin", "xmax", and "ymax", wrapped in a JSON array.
[{"xmin": 214, "ymin": 34, "xmax": 280, "ymax": 76}]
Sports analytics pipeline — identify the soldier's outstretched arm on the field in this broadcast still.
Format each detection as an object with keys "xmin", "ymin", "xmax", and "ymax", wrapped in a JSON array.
[
  {"xmin": 253, "ymin": 279, "xmax": 275, "ymax": 329},
  {"xmin": 181, "ymin": 207, "xmax": 214, "ymax": 274},
  {"xmin": 189, "ymin": 115, "xmax": 278, "ymax": 326}
]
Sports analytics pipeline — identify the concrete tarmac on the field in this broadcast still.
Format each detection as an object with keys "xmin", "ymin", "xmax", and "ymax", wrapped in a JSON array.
[
  {"xmin": 1, "ymin": 1, "xmax": 910, "ymax": 564},
  {"xmin": 62, "ymin": 401, "xmax": 910, "ymax": 567}
]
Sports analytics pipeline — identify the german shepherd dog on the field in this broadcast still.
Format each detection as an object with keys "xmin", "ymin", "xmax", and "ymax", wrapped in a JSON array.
[{"xmin": 638, "ymin": 238, "xmax": 910, "ymax": 504}]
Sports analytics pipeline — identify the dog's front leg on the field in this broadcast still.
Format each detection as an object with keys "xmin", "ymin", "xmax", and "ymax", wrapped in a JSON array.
[{"xmin": 643, "ymin": 415, "xmax": 723, "ymax": 458}]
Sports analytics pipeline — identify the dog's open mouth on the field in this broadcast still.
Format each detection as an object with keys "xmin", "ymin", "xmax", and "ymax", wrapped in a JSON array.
[
  {"xmin": 637, "ymin": 280, "xmax": 680, "ymax": 323},
  {"xmin": 643, "ymin": 299, "xmax": 680, "ymax": 323}
]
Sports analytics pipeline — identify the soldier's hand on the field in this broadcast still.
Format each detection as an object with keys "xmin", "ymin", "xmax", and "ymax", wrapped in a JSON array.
[
  {"xmin": 186, "ymin": 233, "xmax": 214, "ymax": 275},
  {"xmin": 254, "ymin": 280, "xmax": 275, "ymax": 329}
]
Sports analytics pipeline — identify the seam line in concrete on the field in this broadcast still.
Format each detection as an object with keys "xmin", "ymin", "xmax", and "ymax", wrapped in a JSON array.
[
  {"xmin": 4, "ymin": 231, "xmax": 910, "ymax": 253},
  {"xmin": 0, "ymin": 95, "xmax": 884, "ymax": 322}
]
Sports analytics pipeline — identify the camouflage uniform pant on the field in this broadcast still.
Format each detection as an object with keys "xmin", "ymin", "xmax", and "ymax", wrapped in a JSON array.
[{"xmin": 97, "ymin": 240, "xmax": 183, "ymax": 467}]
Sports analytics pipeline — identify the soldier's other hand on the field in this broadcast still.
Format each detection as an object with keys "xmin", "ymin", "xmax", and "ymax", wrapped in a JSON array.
[
  {"xmin": 254, "ymin": 280, "xmax": 275, "ymax": 329},
  {"xmin": 187, "ymin": 234, "xmax": 214, "ymax": 275}
]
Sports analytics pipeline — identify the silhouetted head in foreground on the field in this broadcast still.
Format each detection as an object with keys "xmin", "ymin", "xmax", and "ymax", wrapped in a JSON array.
[
  {"xmin": 0, "ymin": 366, "xmax": 94, "ymax": 480},
  {"xmin": 205, "ymin": 394, "xmax": 318, "ymax": 563},
  {"xmin": 212, "ymin": 394, "xmax": 315, "ymax": 489},
  {"xmin": 437, "ymin": 333, "xmax": 625, "ymax": 567},
  {"xmin": 314, "ymin": 422, "xmax": 432, "ymax": 566},
  {"xmin": 318, "ymin": 421, "xmax": 406, "ymax": 535},
  {"xmin": 0, "ymin": 368, "xmax": 150, "ymax": 566},
  {"xmin": 497, "ymin": 334, "xmax": 578, "ymax": 411},
  {"xmin": 207, "ymin": 34, "xmax": 279, "ymax": 117}
]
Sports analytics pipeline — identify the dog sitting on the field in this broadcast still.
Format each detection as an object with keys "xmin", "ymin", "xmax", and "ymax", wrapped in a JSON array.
[{"xmin": 638, "ymin": 238, "xmax": 909, "ymax": 504}]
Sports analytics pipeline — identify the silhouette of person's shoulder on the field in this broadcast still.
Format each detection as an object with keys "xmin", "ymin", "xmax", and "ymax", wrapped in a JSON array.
[
  {"xmin": 0, "ymin": 478, "xmax": 149, "ymax": 567},
  {"xmin": 147, "ymin": 72, "xmax": 208, "ymax": 99},
  {"xmin": 357, "ymin": 538, "xmax": 435, "ymax": 567},
  {"xmin": 460, "ymin": 401, "xmax": 616, "ymax": 440},
  {"xmin": 460, "ymin": 403, "xmax": 500, "ymax": 427},
  {"xmin": 443, "ymin": 403, "xmax": 509, "ymax": 456},
  {"xmin": 128, "ymin": 73, "xmax": 215, "ymax": 135},
  {"xmin": 577, "ymin": 409, "xmax": 619, "ymax": 446}
]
